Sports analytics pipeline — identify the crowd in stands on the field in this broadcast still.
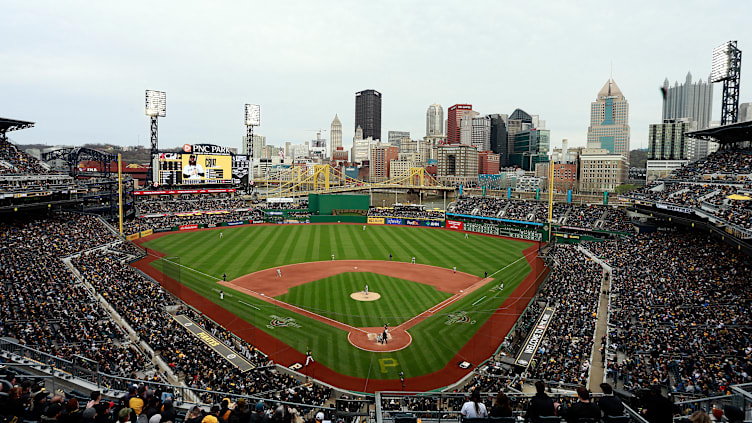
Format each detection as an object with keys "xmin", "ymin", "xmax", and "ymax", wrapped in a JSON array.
[
  {"xmin": 451, "ymin": 196, "xmax": 634, "ymax": 232},
  {"xmin": 368, "ymin": 205, "xmax": 444, "ymax": 220},
  {"xmin": 0, "ymin": 137, "xmax": 50, "ymax": 174},
  {"xmin": 672, "ymin": 149, "xmax": 752, "ymax": 181},
  {"xmin": 124, "ymin": 210, "xmax": 265, "ymax": 234},
  {"xmin": 1, "ymin": 211, "xmax": 333, "ymax": 419},
  {"xmin": 582, "ymin": 232, "xmax": 752, "ymax": 396},
  {"xmin": 0, "ymin": 214, "xmax": 152, "ymax": 378},
  {"xmin": 136, "ymin": 197, "xmax": 250, "ymax": 215},
  {"xmin": 623, "ymin": 149, "xmax": 752, "ymax": 233}
]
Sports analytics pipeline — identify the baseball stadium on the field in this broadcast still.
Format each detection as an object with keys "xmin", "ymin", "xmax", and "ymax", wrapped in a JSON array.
[{"xmin": 2, "ymin": 114, "xmax": 752, "ymax": 423}]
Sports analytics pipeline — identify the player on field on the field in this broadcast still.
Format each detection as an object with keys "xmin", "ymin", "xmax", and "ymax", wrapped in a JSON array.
[
  {"xmin": 277, "ymin": 268, "xmax": 282, "ymax": 277},
  {"xmin": 220, "ymin": 290, "xmax": 224, "ymax": 300},
  {"xmin": 411, "ymin": 256, "xmax": 415, "ymax": 264},
  {"xmin": 219, "ymin": 232, "xmax": 223, "ymax": 239}
]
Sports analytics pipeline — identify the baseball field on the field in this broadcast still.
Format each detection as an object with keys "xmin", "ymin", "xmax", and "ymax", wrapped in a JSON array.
[{"xmin": 135, "ymin": 223, "xmax": 546, "ymax": 392}]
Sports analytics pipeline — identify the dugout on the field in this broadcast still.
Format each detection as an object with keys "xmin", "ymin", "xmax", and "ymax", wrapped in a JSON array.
[{"xmin": 308, "ymin": 193, "xmax": 369, "ymax": 223}]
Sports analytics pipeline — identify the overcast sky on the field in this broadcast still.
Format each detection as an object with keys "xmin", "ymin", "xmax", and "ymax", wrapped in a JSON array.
[{"xmin": 2, "ymin": 0, "xmax": 751, "ymax": 153}]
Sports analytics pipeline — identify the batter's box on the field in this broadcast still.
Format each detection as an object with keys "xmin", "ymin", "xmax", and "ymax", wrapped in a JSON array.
[{"xmin": 367, "ymin": 332, "xmax": 392, "ymax": 342}]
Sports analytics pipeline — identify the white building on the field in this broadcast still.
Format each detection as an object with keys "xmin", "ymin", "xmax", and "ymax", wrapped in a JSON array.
[
  {"xmin": 329, "ymin": 114, "xmax": 342, "ymax": 159},
  {"xmin": 390, "ymin": 159, "xmax": 416, "ymax": 179},
  {"xmin": 351, "ymin": 137, "xmax": 375, "ymax": 164},
  {"xmin": 578, "ymin": 148, "xmax": 628, "ymax": 192},
  {"xmin": 471, "ymin": 116, "xmax": 491, "ymax": 151},
  {"xmin": 426, "ymin": 103, "xmax": 444, "ymax": 137}
]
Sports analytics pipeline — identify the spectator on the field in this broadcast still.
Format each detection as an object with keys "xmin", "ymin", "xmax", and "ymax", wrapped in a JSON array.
[
  {"xmin": 526, "ymin": 381, "xmax": 556, "ymax": 422},
  {"xmin": 564, "ymin": 387, "xmax": 600, "ymax": 423},
  {"xmin": 490, "ymin": 391, "xmax": 513, "ymax": 418},
  {"xmin": 597, "ymin": 383, "xmax": 624, "ymax": 418},
  {"xmin": 460, "ymin": 390, "xmax": 488, "ymax": 419},
  {"xmin": 641, "ymin": 386, "xmax": 673, "ymax": 423}
]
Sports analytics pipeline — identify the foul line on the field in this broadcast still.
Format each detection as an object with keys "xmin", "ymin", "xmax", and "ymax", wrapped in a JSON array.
[{"xmin": 397, "ymin": 248, "xmax": 542, "ymax": 331}]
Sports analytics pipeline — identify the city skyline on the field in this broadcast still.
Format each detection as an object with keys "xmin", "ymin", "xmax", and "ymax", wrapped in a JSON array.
[{"xmin": 2, "ymin": 1, "xmax": 751, "ymax": 153}]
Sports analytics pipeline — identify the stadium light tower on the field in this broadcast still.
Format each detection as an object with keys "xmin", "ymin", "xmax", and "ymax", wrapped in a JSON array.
[
  {"xmin": 244, "ymin": 104, "xmax": 261, "ymax": 190},
  {"xmin": 145, "ymin": 90, "xmax": 167, "ymax": 183},
  {"xmin": 710, "ymin": 41, "xmax": 742, "ymax": 125}
]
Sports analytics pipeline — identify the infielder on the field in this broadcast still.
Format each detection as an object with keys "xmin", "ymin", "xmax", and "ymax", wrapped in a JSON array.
[
  {"xmin": 277, "ymin": 268, "xmax": 282, "ymax": 277},
  {"xmin": 331, "ymin": 254, "xmax": 335, "ymax": 261},
  {"xmin": 411, "ymin": 256, "xmax": 415, "ymax": 264},
  {"xmin": 219, "ymin": 290, "xmax": 224, "ymax": 300},
  {"xmin": 453, "ymin": 266, "xmax": 456, "ymax": 274},
  {"xmin": 364, "ymin": 284, "xmax": 369, "ymax": 296}
]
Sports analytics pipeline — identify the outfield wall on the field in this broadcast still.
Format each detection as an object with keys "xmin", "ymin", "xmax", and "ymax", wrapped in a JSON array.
[
  {"xmin": 309, "ymin": 215, "xmax": 367, "ymax": 223},
  {"xmin": 309, "ymin": 193, "xmax": 369, "ymax": 215}
]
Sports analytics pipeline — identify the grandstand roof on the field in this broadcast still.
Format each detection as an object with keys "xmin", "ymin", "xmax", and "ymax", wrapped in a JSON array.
[
  {"xmin": 0, "ymin": 117, "xmax": 35, "ymax": 134},
  {"xmin": 687, "ymin": 120, "xmax": 752, "ymax": 144}
]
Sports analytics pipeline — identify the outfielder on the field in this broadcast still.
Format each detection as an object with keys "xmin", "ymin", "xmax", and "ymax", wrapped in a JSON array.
[{"xmin": 220, "ymin": 232, "xmax": 223, "ymax": 239}]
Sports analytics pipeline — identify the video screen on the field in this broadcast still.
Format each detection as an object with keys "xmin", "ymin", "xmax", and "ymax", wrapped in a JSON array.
[{"xmin": 158, "ymin": 153, "xmax": 232, "ymax": 185}]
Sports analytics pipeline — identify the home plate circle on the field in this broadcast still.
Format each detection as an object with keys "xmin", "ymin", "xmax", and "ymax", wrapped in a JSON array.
[{"xmin": 350, "ymin": 292, "xmax": 380, "ymax": 301}]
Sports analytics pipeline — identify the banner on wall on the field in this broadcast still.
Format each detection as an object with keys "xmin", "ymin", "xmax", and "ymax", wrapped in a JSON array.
[
  {"xmin": 126, "ymin": 233, "xmax": 140, "ymax": 241},
  {"xmin": 140, "ymin": 229, "xmax": 154, "ymax": 237},
  {"xmin": 423, "ymin": 220, "xmax": 442, "ymax": 227},
  {"xmin": 367, "ymin": 217, "xmax": 385, "ymax": 225},
  {"xmin": 386, "ymin": 218, "xmax": 403, "ymax": 225},
  {"xmin": 405, "ymin": 219, "xmax": 420, "ymax": 226},
  {"xmin": 514, "ymin": 306, "xmax": 556, "ymax": 369},
  {"xmin": 446, "ymin": 220, "xmax": 464, "ymax": 230},
  {"xmin": 179, "ymin": 224, "xmax": 199, "ymax": 231}
]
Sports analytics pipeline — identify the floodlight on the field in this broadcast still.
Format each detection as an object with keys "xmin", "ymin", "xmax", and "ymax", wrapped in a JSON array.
[
  {"xmin": 245, "ymin": 104, "xmax": 261, "ymax": 126},
  {"xmin": 711, "ymin": 41, "xmax": 733, "ymax": 83},
  {"xmin": 146, "ymin": 90, "xmax": 167, "ymax": 117}
]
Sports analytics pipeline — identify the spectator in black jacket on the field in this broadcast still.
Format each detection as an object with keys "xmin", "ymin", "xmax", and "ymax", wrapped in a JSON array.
[
  {"xmin": 490, "ymin": 392, "xmax": 513, "ymax": 418},
  {"xmin": 526, "ymin": 381, "xmax": 556, "ymax": 422},
  {"xmin": 598, "ymin": 383, "xmax": 624, "ymax": 418},
  {"xmin": 641, "ymin": 386, "xmax": 673, "ymax": 423},
  {"xmin": 565, "ymin": 387, "xmax": 600, "ymax": 423}
]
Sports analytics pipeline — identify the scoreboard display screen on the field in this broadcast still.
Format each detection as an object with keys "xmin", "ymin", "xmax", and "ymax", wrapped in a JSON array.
[{"xmin": 158, "ymin": 152, "xmax": 232, "ymax": 185}]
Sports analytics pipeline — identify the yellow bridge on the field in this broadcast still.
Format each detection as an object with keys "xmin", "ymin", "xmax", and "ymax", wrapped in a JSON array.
[{"xmin": 253, "ymin": 164, "xmax": 452, "ymax": 199}]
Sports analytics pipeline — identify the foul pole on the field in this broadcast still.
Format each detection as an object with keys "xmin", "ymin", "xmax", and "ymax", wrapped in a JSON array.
[{"xmin": 118, "ymin": 153, "xmax": 123, "ymax": 236}]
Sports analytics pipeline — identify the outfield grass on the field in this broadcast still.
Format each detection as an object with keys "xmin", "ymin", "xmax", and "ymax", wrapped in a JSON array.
[
  {"xmin": 142, "ymin": 224, "xmax": 533, "ymax": 381},
  {"xmin": 275, "ymin": 272, "xmax": 452, "ymax": 327}
]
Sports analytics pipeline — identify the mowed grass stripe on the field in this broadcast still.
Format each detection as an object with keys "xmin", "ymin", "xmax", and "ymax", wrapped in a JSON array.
[{"xmin": 142, "ymin": 224, "xmax": 536, "ymax": 380}]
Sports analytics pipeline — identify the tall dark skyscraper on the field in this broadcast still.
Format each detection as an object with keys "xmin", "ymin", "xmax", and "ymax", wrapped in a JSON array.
[
  {"xmin": 487, "ymin": 114, "xmax": 507, "ymax": 160},
  {"xmin": 355, "ymin": 89, "xmax": 382, "ymax": 140}
]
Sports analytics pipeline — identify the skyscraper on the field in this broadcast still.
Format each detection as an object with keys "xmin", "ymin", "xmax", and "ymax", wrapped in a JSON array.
[
  {"xmin": 447, "ymin": 104, "xmax": 474, "ymax": 144},
  {"xmin": 388, "ymin": 131, "xmax": 410, "ymax": 146},
  {"xmin": 487, "ymin": 114, "xmax": 507, "ymax": 162},
  {"xmin": 329, "ymin": 114, "xmax": 342, "ymax": 159},
  {"xmin": 648, "ymin": 119, "xmax": 694, "ymax": 160},
  {"xmin": 426, "ymin": 104, "xmax": 444, "ymax": 137},
  {"xmin": 506, "ymin": 109, "xmax": 533, "ymax": 166},
  {"xmin": 586, "ymin": 78, "xmax": 630, "ymax": 156},
  {"xmin": 470, "ymin": 116, "xmax": 491, "ymax": 151},
  {"xmin": 355, "ymin": 89, "xmax": 382, "ymax": 140},
  {"xmin": 662, "ymin": 72, "xmax": 713, "ymax": 130}
]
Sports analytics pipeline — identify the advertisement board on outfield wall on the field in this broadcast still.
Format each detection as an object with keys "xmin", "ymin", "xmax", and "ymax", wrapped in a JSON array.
[
  {"xmin": 423, "ymin": 220, "xmax": 442, "ymax": 227},
  {"xmin": 386, "ymin": 218, "xmax": 403, "ymax": 225},
  {"xmin": 367, "ymin": 217, "xmax": 385, "ymax": 224},
  {"xmin": 140, "ymin": 229, "xmax": 154, "ymax": 237},
  {"xmin": 126, "ymin": 233, "xmax": 140, "ymax": 241},
  {"xmin": 179, "ymin": 224, "xmax": 199, "ymax": 231},
  {"xmin": 446, "ymin": 220, "xmax": 464, "ymax": 230},
  {"xmin": 226, "ymin": 221, "xmax": 245, "ymax": 226},
  {"xmin": 405, "ymin": 219, "xmax": 420, "ymax": 226}
]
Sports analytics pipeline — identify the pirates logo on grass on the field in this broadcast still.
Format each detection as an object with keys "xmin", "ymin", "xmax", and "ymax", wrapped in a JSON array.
[
  {"xmin": 444, "ymin": 311, "xmax": 476, "ymax": 325},
  {"xmin": 266, "ymin": 315, "xmax": 302, "ymax": 330}
]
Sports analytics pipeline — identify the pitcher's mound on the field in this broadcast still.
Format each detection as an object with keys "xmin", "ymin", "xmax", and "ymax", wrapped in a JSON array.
[{"xmin": 350, "ymin": 292, "xmax": 381, "ymax": 301}]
